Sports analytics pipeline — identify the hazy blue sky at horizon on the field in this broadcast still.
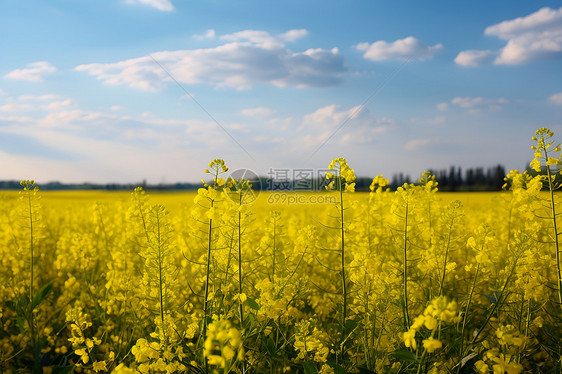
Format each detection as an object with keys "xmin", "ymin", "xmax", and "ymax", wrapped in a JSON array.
[{"xmin": 1, "ymin": 0, "xmax": 562, "ymax": 183}]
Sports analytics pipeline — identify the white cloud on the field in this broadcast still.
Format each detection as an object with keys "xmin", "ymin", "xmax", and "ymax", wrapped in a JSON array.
[
  {"xmin": 75, "ymin": 29, "xmax": 345, "ymax": 91},
  {"xmin": 405, "ymin": 138, "xmax": 439, "ymax": 150},
  {"xmin": 436, "ymin": 102, "xmax": 448, "ymax": 111},
  {"xmin": 267, "ymin": 116, "xmax": 294, "ymax": 130},
  {"xmin": 0, "ymin": 91, "xmax": 257, "ymax": 182},
  {"xmin": 485, "ymin": 7, "xmax": 562, "ymax": 38},
  {"xmin": 241, "ymin": 107, "xmax": 275, "ymax": 117},
  {"xmin": 0, "ymin": 92, "xmax": 408, "ymax": 182},
  {"xmin": 549, "ymin": 92, "xmax": 562, "ymax": 104},
  {"xmin": 303, "ymin": 104, "xmax": 362, "ymax": 128},
  {"xmin": 251, "ymin": 135, "xmax": 284, "ymax": 144},
  {"xmin": 279, "ymin": 29, "xmax": 308, "ymax": 42},
  {"xmin": 125, "ymin": 0, "xmax": 174, "ymax": 11},
  {"xmin": 219, "ymin": 29, "xmax": 308, "ymax": 48},
  {"xmin": 299, "ymin": 104, "xmax": 394, "ymax": 146},
  {"xmin": 0, "ymin": 88, "xmax": 6, "ymax": 96},
  {"xmin": 454, "ymin": 50, "xmax": 495, "ymax": 66},
  {"xmin": 0, "ymin": 94, "xmax": 73, "ymax": 115},
  {"xmin": 458, "ymin": 7, "xmax": 562, "ymax": 65},
  {"xmin": 194, "ymin": 29, "xmax": 216, "ymax": 40},
  {"xmin": 4, "ymin": 61, "xmax": 57, "ymax": 82},
  {"xmin": 356, "ymin": 36, "xmax": 443, "ymax": 61},
  {"xmin": 451, "ymin": 96, "xmax": 509, "ymax": 111}
]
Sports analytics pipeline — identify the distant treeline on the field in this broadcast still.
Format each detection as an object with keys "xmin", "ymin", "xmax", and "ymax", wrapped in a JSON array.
[
  {"xmin": 0, "ymin": 180, "xmax": 202, "ymax": 191},
  {"xmin": 0, "ymin": 164, "xmax": 537, "ymax": 192},
  {"xmin": 388, "ymin": 165, "xmax": 508, "ymax": 192}
]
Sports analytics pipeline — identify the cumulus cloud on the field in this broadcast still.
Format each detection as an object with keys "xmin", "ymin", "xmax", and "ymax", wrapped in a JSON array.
[
  {"xmin": 436, "ymin": 102, "xmax": 448, "ymax": 111},
  {"xmin": 0, "ymin": 91, "xmax": 403, "ymax": 181},
  {"xmin": 356, "ymin": 36, "xmax": 443, "ymax": 61},
  {"xmin": 457, "ymin": 7, "xmax": 562, "ymax": 66},
  {"xmin": 4, "ymin": 61, "xmax": 57, "ymax": 82},
  {"xmin": 0, "ymin": 91, "xmax": 258, "ymax": 182},
  {"xmin": 451, "ymin": 96, "xmax": 509, "ymax": 112},
  {"xmin": 454, "ymin": 50, "xmax": 495, "ymax": 67},
  {"xmin": 300, "ymin": 104, "xmax": 394, "ymax": 145},
  {"xmin": 76, "ymin": 29, "xmax": 344, "ymax": 91},
  {"xmin": 241, "ymin": 107, "xmax": 275, "ymax": 117},
  {"xmin": 279, "ymin": 29, "xmax": 308, "ymax": 42},
  {"xmin": 485, "ymin": 6, "xmax": 562, "ymax": 39},
  {"xmin": 549, "ymin": 92, "xmax": 562, "ymax": 104},
  {"xmin": 194, "ymin": 29, "xmax": 216, "ymax": 40},
  {"xmin": 405, "ymin": 138, "xmax": 439, "ymax": 150},
  {"xmin": 0, "ymin": 94, "xmax": 72, "ymax": 116},
  {"xmin": 125, "ymin": 0, "xmax": 174, "ymax": 11}
]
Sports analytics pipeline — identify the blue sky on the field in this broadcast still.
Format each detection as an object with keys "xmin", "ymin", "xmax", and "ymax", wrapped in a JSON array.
[{"xmin": 1, "ymin": 0, "xmax": 561, "ymax": 183}]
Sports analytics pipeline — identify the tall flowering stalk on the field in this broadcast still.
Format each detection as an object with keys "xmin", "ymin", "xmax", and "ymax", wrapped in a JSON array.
[
  {"xmin": 228, "ymin": 177, "xmax": 253, "ymax": 329},
  {"xmin": 391, "ymin": 183, "xmax": 418, "ymax": 329},
  {"xmin": 530, "ymin": 127, "xmax": 562, "ymax": 312},
  {"xmin": 326, "ymin": 157, "xmax": 356, "ymax": 362},
  {"xmin": 19, "ymin": 180, "xmax": 42, "ymax": 374},
  {"xmin": 195, "ymin": 159, "xmax": 229, "ymax": 348}
]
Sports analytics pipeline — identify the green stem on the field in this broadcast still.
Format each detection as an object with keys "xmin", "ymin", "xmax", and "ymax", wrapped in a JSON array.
[
  {"xmin": 544, "ymin": 147, "xmax": 562, "ymax": 312},
  {"xmin": 203, "ymin": 210, "xmax": 213, "ymax": 341},
  {"xmin": 457, "ymin": 263, "xmax": 480, "ymax": 374},
  {"xmin": 438, "ymin": 216, "xmax": 455, "ymax": 297},
  {"xmin": 27, "ymin": 190, "xmax": 39, "ymax": 374},
  {"xmin": 471, "ymin": 252, "xmax": 520, "ymax": 345},
  {"xmin": 238, "ymin": 194, "xmax": 244, "ymax": 327},
  {"xmin": 416, "ymin": 349, "xmax": 427, "ymax": 374},
  {"xmin": 403, "ymin": 201, "xmax": 410, "ymax": 328},
  {"xmin": 272, "ymin": 217, "xmax": 276, "ymax": 287},
  {"xmin": 202, "ymin": 187, "xmax": 216, "ymax": 374},
  {"xmin": 155, "ymin": 208, "xmax": 167, "ymax": 352},
  {"xmin": 339, "ymin": 175, "xmax": 347, "ymax": 362}
]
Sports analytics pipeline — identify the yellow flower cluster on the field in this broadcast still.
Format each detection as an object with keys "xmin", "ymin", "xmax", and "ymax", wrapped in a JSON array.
[
  {"xmin": 326, "ymin": 157, "xmax": 356, "ymax": 192},
  {"xmin": 293, "ymin": 320, "xmax": 331, "ymax": 363},
  {"xmin": 404, "ymin": 297, "xmax": 459, "ymax": 352},
  {"xmin": 131, "ymin": 338, "xmax": 186, "ymax": 373},
  {"xmin": 66, "ymin": 306, "xmax": 112, "ymax": 371},
  {"xmin": 530, "ymin": 127, "xmax": 560, "ymax": 172},
  {"xmin": 369, "ymin": 174, "xmax": 389, "ymax": 192},
  {"xmin": 203, "ymin": 319, "xmax": 244, "ymax": 371}
]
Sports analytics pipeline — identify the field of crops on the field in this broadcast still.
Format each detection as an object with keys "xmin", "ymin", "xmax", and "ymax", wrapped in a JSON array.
[{"xmin": 1, "ymin": 130, "xmax": 562, "ymax": 374}]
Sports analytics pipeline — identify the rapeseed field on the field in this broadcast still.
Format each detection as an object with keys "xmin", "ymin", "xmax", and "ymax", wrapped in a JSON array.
[{"xmin": 1, "ymin": 129, "xmax": 561, "ymax": 373}]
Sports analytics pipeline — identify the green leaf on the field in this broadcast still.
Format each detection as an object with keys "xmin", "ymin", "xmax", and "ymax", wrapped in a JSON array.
[
  {"xmin": 391, "ymin": 349, "xmax": 417, "ymax": 362},
  {"xmin": 266, "ymin": 337, "xmax": 276, "ymax": 355},
  {"xmin": 247, "ymin": 312, "xmax": 255, "ymax": 330},
  {"xmin": 344, "ymin": 319, "xmax": 358, "ymax": 334},
  {"xmin": 246, "ymin": 297, "xmax": 260, "ymax": 310},
  {"xmin": 31, "ymin": 280, "xmax": 55, "ymax": 311},
  {"xmin": 357, "ymin": 368, "xmax": 376, "ymax": 374},
  {"xmin": 483, "ymin": 294, "xmax": 497, "ymax": 304},
  {"xmin": 52, "ymin": 366, "xmax": 75, "ymax": 374},
  {"xmin": 16, "ymin": 316, "xmax": 26, "ymax": 334},
  {"xmin": 303, "ymin": 362, "xmax": 318, "ymax": 374},
  {"xmin": 334, "ymin": 364, "xmax": 347, "ymax": 374}
]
